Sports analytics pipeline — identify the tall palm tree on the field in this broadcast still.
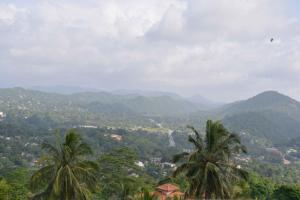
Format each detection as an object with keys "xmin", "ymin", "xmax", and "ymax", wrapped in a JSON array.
[
  {"xmin": 173, "ymin": 120, "xmax": 248, "ymax": 199},
  {"xmin": 30, "ymin": 130, "xmax": 99, "ymax": 200}
]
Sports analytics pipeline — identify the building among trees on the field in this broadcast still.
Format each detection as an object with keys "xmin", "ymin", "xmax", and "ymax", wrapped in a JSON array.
[{"xmin": 153, "ymin": 183, "xmax": 184, "ymax": 200}]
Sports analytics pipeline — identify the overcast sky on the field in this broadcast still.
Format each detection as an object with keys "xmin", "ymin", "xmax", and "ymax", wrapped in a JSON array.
[{"xmin": 1, "ymin": 0, "xmax": 300, "ymax": 101}]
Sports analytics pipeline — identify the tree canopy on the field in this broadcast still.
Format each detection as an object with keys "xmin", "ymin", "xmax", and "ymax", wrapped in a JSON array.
[
  {"xmin": 173, "ymin": 120, "xmax": 248, "ymax": 199},
  {"xmin": 29, "ymin": 130, "xmax": 99, "ymax": 200}
]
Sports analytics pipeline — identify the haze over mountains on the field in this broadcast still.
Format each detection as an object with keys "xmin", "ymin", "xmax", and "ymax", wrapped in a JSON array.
[{"xmin": 1, "ymin": 87, "xmax": 300, "ymax": 144}]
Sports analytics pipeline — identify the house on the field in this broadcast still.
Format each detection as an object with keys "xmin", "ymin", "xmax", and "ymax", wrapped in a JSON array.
[
  {"xmin": 183, "ymin": 148, "xmax": 192, "ymax": 153},
  {"xmin": 287, "ymin": 148, "xmax": 297, "ymax": 154},
  {"xmin": 161, "ymin": 162, "xmax": 176, "ymax": 168},
  {"xmin": 153, "ymin": 183, "xmax": 184, "ymax": 200},
  {"xmin": 77, "ymin": 125, "xmax": 98, "ymax": 129},
  {"xmin": 0, "ymin": 112, "xmax": 6, "ymax": 121},
  {"xmin": 110, "ymin": 134, "xmax": 122, "ymax": 141},
  {"xmin": 135, "ymin": 161, "xmax": 145, "ymax": 168},
  {"xmin": 283, "ymin": 158, "xmax": 291, "ymax": 165},
  {"xmin": 150, "ymin": 157, "xmax": 162, "ymax": 164}
]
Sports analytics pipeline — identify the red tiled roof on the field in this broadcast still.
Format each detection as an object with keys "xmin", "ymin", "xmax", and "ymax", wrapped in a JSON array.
[
  {"xmin": 156, "ymin": 183, "xmax": 180, "ymax": 192},
  {"xmin": 153, "ymin": 184, "xmax": 184, "ymax": 200}
]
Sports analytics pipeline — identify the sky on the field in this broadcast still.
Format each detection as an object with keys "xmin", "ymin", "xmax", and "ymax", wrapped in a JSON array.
[{"xmin": 0, "ymin": 0, "xmax": 300, "ymax": 102}]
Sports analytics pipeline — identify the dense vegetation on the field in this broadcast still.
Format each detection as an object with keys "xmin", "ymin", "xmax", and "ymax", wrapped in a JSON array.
[
  {"xmin": 30, "ymin": 130, "xmax": 99, "ymax": 199},
  {"xmin": 0, "ymin": 122, "xmax": 299, "ymax": 199},
  {"xmin": 1, "ymin": 88, "xmax": 300, "ymax": 199},
  {"xmin": 173, "ymin": 121, "xmax": 248, "ymax": 199}
]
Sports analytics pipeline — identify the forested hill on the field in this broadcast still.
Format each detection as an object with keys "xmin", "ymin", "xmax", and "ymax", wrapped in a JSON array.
[
  {"xmin": 2, "ymin": 88, "xmax": 300, "ymax": 143},
  {"xmin": 218, "ymin": 91, "xmax": 300, "ymax": 143},
  {"xmin": 0, "ymin": 87, "xmax": 205, "ymax": 127},
  {"xmin": 219, "ymin": 91, "xmax": 300, "ymax": 118}
]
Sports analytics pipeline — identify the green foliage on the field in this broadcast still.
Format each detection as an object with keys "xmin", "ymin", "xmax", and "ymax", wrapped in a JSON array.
[
  {"xmin": 0, "ymin": 178, "xmax": 11, "ymax": 200},
  {"xmin": 173, "ymin": 120, "xmax": 248, "ymax": 199},
  {"xmin": 0, "ymin": 88, "xmax": 203, "ymax": 130},
  {"xmin": 0, "ymin": 169, "xmax": 30, "ymax": 200},
  {"xmin": 134, "ymin": 188, "xmax": 158, "ymax": 200},
  {"xmin": 230, "ymin": 179, "xmax": 251, "ymax": 199},
  {"xmin": 248, "ymin": 173, "xmax": 274, "ymax": 200},
  {"xmin": 5, "ymin": 168, "xmax": 30, "ymax": 200},
  {"xmin": 2, "ymin": 89, "xmax": 300, "ymax": 199},
  {"xmin": 272, "ymin": 185, "xmax": 300, "ymax": 200},
  {"xmin": 221, "ymin": 91, "xmax": 300, "ymax": 144},
  {"xmin": 249, "ymin": 161, "xmax": 300, "ymax": 184},
  {"xmin": 223, "ymin": 111, "xmax": 300, "ymax": 144},
  {"xmin": 29, "ymin": 130, "xmax": 99, "ymax": 200},
  {"xmin": 97, "ymin": 147, "xmax": 154, "ymax": 199}
]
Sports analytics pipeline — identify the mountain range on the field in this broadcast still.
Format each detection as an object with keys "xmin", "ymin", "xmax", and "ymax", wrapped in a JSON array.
[{"xmin": 1, "ymin": 88, "xmax": 300, "ymax": 144}]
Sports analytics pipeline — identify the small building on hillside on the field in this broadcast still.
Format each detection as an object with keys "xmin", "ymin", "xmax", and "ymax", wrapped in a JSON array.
[
  {"xmin": 283, "ymin": 158, "xmax": 291, "ymax": 165},
  {"xmin": 287, "ymin": 148, "xmax": 297, "ymax": 154},
  {"xmin": 0, "ymin": 112, "xmax": 6, "ymax": 121},
  {"xmin": 150, "ymin": 157, "xmax": 162, "ymax": 164},
  {"xmin": 153, "ymin": 183, "xmax": 184, "ymax": 200},
  {"xmin": 110, "ymin": 134, "xmax": 122, "ymax": 141},
  {"xmin": 161, "ymin": 162, "xmax": 176, "ymax": 169},
  {"xmin": 135, "ymin": 161, "xmax": 145, "ymax": 168}
]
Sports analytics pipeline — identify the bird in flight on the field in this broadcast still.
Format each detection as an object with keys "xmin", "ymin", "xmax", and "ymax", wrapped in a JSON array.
[{"xmin": 270, "ymin": 38, "xmax": 274, "ymax": 42}]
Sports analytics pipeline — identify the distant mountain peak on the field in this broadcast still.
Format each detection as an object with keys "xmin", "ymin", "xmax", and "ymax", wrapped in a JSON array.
[
  {"xmin": 248, "ymin": 90, "xmax": 296, "ymax": 104},
  {"xmin": 219, "ymin": 90, "xmax": 300, "ymax": 118},
  {"xmin": 254, "ymin": 90, "xmax": 283, "ymax": 97},
  {"xmin": 221, "ymin": 91, "xmax": 300, "ymax": 143}
]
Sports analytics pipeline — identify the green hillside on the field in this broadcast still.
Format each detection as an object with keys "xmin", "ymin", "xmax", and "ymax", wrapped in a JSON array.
[
  {"xmin": 218, "ymin": 91, "xmax": 300, "ymax": 143},
  {"xmin": 0, "ymin": 88, "xmax": 203, "ymax": 127},
  {"xmin": 2, "ymin": 88, "xmax": 300, "ymax": 143},
  {"xmin": 219, "ymin": 91, "xmax": 300, "ymax": 118}
]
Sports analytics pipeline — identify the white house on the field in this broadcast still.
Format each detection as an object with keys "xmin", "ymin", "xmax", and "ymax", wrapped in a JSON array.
[
  {"xmin": 135, "ymin": 161, "xmax": 145, "ymax": 168},
  {"xmin": 0, "ymin": 112, "xmax": 6, "ymax": 120}
]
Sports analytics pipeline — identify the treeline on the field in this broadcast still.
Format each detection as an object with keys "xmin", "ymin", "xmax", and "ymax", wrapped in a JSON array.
[
  {"xmin": 1, "ymin": 121, "xmax": 300, "ymax": 199},
  {"xmin": 1, "ymin": 166, "xmax": 300, "ymax": 199}
]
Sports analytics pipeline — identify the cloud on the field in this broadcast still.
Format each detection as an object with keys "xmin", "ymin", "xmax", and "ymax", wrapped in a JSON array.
[
  {"xmin": 0, "ymin": 0, "xmax": 300, "ymax": 101},
  {"xmin": 0, "ymin": 4, "xmax": 27, "ymax": 25}
]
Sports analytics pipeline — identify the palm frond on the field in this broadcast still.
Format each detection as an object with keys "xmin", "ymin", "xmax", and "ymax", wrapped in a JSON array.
[
  {"xmin": 30, "ymin": 165, "xmax": 56, "ymax": 192},
  {"xmin": 30, "ymin": 130, "xmax": 97, "ymax": 200},
  {"xmin": 75, "ymin": 143, "xmax": 93, "ymax": 156},
  {"xmin": 173, "ymin": 152, "xmax": 189, "ymax": 163},
  {"xmin": 186, "ymin": 125, "xmax": 201, "ymax": 139},
  {"xmin": 188, "ymin": 135, "xmax": 203, "ymax": 151},
  {"xmin": 176, "ymin": 120, "xmax": 249, "ymax": 199},
  {"xmin": 41, "ymin": 143, "xmax": 60, "ymax": 159}
]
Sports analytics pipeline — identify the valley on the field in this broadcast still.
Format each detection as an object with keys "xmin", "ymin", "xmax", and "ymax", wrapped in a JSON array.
[{"xmin": 1, "ymin": 88, "xmax": 300, "ymax": 187}]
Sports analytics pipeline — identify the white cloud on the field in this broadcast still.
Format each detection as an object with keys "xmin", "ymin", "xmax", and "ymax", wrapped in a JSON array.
[
  {"xmin": 0, "ymin": 0, "xmax": 300, "ymax": 101},
  {"xmin": 0, "ymin": 4, "xmax": 26, "ymax": 25}
]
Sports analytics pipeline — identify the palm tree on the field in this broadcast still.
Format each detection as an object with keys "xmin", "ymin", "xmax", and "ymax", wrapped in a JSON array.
[
  {"xmin": 173, "ymin": 120, "xmax": 248, "ymax": 199},
  {"xmin": 30, "ymin": 129, "xmax": 99, "ymax": 200}
]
